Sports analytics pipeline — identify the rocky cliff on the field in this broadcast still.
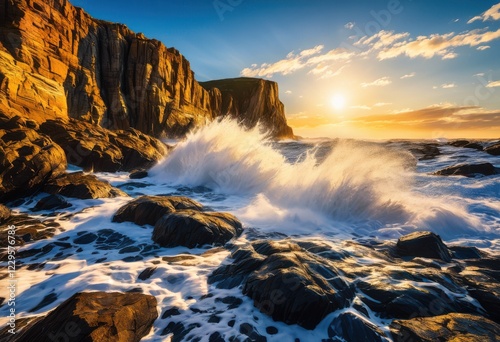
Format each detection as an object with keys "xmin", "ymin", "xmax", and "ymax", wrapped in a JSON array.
[
  {"xmin": 201, "ymin": 78, "xmax": 294, "ymax": 138},
  {"xmin": 0, "ymin": 0, "xmax": 293, "ymax": 138}
]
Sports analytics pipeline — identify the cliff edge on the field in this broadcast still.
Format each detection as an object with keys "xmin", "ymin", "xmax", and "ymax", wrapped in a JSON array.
[{"xmin": 0, "ymin": 0, "xmax": 294, "ymax": 138}]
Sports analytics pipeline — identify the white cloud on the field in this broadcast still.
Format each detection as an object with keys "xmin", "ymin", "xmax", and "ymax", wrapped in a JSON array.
[
  {"xmin": 374, "ymin": 102, "xmax": 392, "ymax": 107},
  {"xmin": 361, "ymin": 77, "xmax": 392, "ymax": 88},
  {"xmin": 474, "ymin": 73, "xmax": 485, "ymax": 77},
  {"xmin": 468, "ymin": 3, "xmax": 500, "ymax": 24},
  {"xmin": 477, "ymin": 45, "xmax": 491, "ymax": 50},
  {"xmin": 441, "ymin": 83, "xmax": 456, "ymax": 89},
  {"xmin": 376, "ymin": 28, "xmax": 500, "ymax": 60},
  {"xmin": 240, "ymin": 45, "xmax": 354, "ymax": 78},
  {"xmin": 285, "ymin": 90, "xmax": 292, "ymax": 94},
  {"xmin": 400, "ymin": 72, "xmax": 416, "ymax": 79},
  {"xmin": 351, "ymin": 105, "xmax": 371, "ymax": 110},
  {"xmin": 308, "ymin": 64, "xmax": 348, "ymax": 79},
  {"xmin": 486, "ymin": 80, "xmax": 500, "ymax": 87},
  {"xmin": 345, "ymin": 22, "xmax": 355, "ymax": 30}
]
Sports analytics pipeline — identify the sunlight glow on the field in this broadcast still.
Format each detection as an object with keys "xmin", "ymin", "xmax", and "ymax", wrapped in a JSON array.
[{"xmin": 330, "ymin": 94, "xmax": 346, "ymax": 110}]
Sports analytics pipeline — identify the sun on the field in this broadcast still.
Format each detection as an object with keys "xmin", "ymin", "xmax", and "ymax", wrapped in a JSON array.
[{"xmin": 330, "ymin": 94, "xmax": 346, "ymax": 110}]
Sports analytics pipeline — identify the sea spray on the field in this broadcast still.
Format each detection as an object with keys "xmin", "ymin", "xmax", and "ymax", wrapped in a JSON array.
[{"xmin": 151, "ymin": 119, "xmax": 491, "ymax": 238}]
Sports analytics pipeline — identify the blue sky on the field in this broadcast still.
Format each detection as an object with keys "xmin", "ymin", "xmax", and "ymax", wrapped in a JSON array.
[{"xmin": 71, "ymin": 0, "xmax": 500, "ymax": 138}]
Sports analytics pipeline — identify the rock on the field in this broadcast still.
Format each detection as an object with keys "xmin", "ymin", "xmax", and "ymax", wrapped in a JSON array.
[
  {"xmin": 201, "ymin": 77, "xmax": 294, "ymax": 138},
  {"xmin": 113, "ymin": 195, "xmax": 204, "ymax": 226},
  {"xmin": 0, "ymin": 204, "xmax": 11, "ymax": 224},
  {"xmin": 0, "ymin": 213, "xmax": 60, "ymax": 247},
  {"xmin": 152, "ymin": 210, "xmax": 243, "ymax": 248},
  {"xmin": 409, "ymin": 143, "xmax": 441, "ymax": 160},
  {"xmin": 396, "ymin": 231, "xmax": 452, "ymax": 262},
  {"xmin": 434, "ymin": 163, "xmax": 498, "ymax": 177},
  {"xmin": 32, "ymin": 194, "xmax": 72, "ymax": 212},
  {"xmin": 485, "ymin": 143, "xmax": 500, "ymax": 156},
  {"xmin": 40, "ymin": 118, "xmax": 168, "ymax": 172},
  {"xmin": 44, "ymin": 172, "xmax": 127, "ymax": 199},
  {"xmin": 0, "ymin": 113, "xmax": 67, "ymax": 201},
  {"xmin": 209, "ymin": 240, "xmax": 354, "ymax": 329},
  {"xmin": 0, "ymin": 1, "xmax": 294, "ymax": 139},
  {"xmin": 13, "ymin": 292, "xmax": 158, "ymax": 342},
  {"xmin": 328, "ymin": 312, "xmax": 387, "ymax": 342},
  {"xmin": 390, "ymin": 313, "xmax": 500, "ymax": 342},
  {"xmin": 129, "ymin": 170, "xmax": 148, "ymax": 179},
  {"xmin": 449, "ymin": 140, "xmax": 483, "ymax": 150}
]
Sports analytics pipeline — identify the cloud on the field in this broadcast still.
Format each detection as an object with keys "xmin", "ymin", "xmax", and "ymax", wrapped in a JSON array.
[
  {"xmin": 400, "ymin": 72, "xmax": 416, "ymax": 79},
  {"xmin": 374, "ymin": 28, "xmax": 500, "ymax": 60},
  {"xmin": 355, "ymin": 30, "xmax": 410, "ymax": 51},
  {"xmin": 374, "ymin": 102, "xmax": 392, "ymax": 107},
  {"xmin": 350, "ymin": 105, "xmax": 500, "ymax": 130},
  {"xmin": 468, "ymin": 3, "xmax": 500, "ymax": 24},
  {"xmin": 240, "ymin": 45, "xmax": 353, "ymax": 78},
  {"xmin": 477, "ymin": 45, "xmax": 491, "ymax": 50},
  {"xmin": 361, "ymin": 76, "xmax": 392, "ymax": 88},
  {"xmin": 486, "ymin": 80, "xmax": 500, "ymax": 87},
  {"xmin": 285, "ymin": 90, "xmax": 292, "ymax": 94},
  {"xmin": 344, "ymin": 22, "xmax": 355, "ymax": 29},
  {"xmin": 308, "ymin": 64, "xmax": 348, "ymax": 79},
  {"xmin": 441, "ymin": 83, "xmax": 456, "ymax": 88},
  {"xmin": 350, "ymin": 105, "xmax": 371, "ymax": 110}
]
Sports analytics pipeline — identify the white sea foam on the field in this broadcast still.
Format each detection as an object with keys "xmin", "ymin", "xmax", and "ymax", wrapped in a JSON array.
[{"xmin": 151, "ymin": 119, "xmax": 498, "ymax": 240}]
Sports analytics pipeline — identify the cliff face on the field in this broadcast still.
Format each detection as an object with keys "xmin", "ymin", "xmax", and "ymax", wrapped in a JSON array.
[{"xmin": 0, "ymin": 0, "xmax": 293, "ymax": 138}]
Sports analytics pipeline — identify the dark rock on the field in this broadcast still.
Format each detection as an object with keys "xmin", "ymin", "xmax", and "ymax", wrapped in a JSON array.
[
  {"xmin": 130, "ymin": 170, "xmax": 149, "ymax": 179},
  {"xmin": 152, "ymin": 210, "xmax": 243, "ymax": 248},
  {"xmin": 434, "ymin": 163, "xmax": 497, "ymax": 177},
  {"xmin": 14, "ymin": 292, "xmax": 158, "ymax": 342},
  {"xmin": 409, "ymin": 143, "xmax": 441, "ymax": 160},
  {"xmin": 161, "ymin": 307, "xmax": 181, "ymax": 319},
  {"xmin": 450, "ymin": 246, "xmax": 483, "ymax": 259},
  {"xmin": 328, "ymin": 312, "xmax": 386, "ymax": 342},
  {"xmin": 0, "ymin": 213, "xmax": 59, "ymax": 248},
  {"xmin": 449, "ymin": 140, "xmax": 483, "ymax": 150},
  {"xmin": 113, "ymin": 195, "xmax": 204, "ymax": 226},
  {"xmin": 209, "ymin": 240, "xmax": 354, "ymax": 330},
  {"xmin": 0, "ymin": 113, "xmax": 67, "ymax": 201},
  {"xmin": 239, "ymin": 323, "xmax": 266, "ymax": 342},
  {"xmin": 74, "ymin": 233, "xmax": 98, "ymax": 245},
  {"xmin": 396, "ymin": 231, "xmax": 452, "ymax": 262},
  {"xmin": 450, "ymin": 140, "xmax": 470, "ymax": 147},
  {"xmin": 44, "ymin": 172, "xmax": 127, "ymax": 199},
  {"xmin": 485, "ymin": 143, "xmax": 500, "ymax": 156},
  {"xmin": 209, "ymin": 332, "xmax": 225, "ymax": 342},
  {"xmin": 32, "ymin": 194, "xmax": 72, "ymax": 212},
  {"xmin": 266, "ymin": 326, "xmax": 278, "ymax": 335},
  {"xmin": 390, "ymin": 313, "xmax": 500, "ymax": 342},
  {"xmin": 138, "ymin": 267, "xmax": 158, "ymax": 281},
  {"xmin": 29, "ymin": 293, "xmax": 58, "ymax": 312}
]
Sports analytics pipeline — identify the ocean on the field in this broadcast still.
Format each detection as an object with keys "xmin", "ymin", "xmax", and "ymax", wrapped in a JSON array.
[{"xmin": 1, "ymin": 119, "xmax": 499, "ymax": 341}]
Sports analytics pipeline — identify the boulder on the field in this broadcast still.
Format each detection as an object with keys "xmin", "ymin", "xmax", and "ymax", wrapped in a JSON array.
[
  {"xmin": 328, "ymin": 312, "xmax": 387, "ymax": 342},
  {"xmin": 485, "ymin": 143, "xmax": 500, "ymax": 156},
  {"xmin": 209, "ymin": 240, "xmax": 354, "ymax": 329},
  {"xmin": 396, "ymin": 231, "xmax": 452, "ymax": 262},
  {"xmin": 44, "ymin": 172, "xmax": 127, "ymax": 199},
  {"xmin": 152, "ymin": 210, "xmax": 243, "ymax": 248},
  {"xmin": 449, "ymin": 140, "xmax": 483, "ymax": 150},
  {"xmin": 40, "ymin": 119, "xmax": 168, "ymax": 172},
  {"xmin": 13, "ymin": 292, "xmax": 158, "ymax": 342},
  {"xmin": 0, "ymin": 213, "xmax": 60, "ymax": 247},
  {"xmin": 434, "ymin": 163, "xmax": 498, "ymax": 177},
  {"xmin": 113, "ymin": 195, "xmax": 204, "ymax": 226},
  {"xmin": 0, "ymin": 113, "xmax": 67, "ymax": 201},
  {"xmin": 32, "ymin": 194, "xmax": 72, "ymax": 212},
  {"xmin": 390, "ymin": 313, "xmax": 500, "ymax": 342}
]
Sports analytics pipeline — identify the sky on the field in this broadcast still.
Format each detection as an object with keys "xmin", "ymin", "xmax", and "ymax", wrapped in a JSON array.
[{"xmin": 70, "ymin": 0, "xmax": 500, "ymax": 139}]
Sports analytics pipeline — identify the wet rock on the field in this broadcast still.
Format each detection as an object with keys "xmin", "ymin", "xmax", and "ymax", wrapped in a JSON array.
[
  {"xmin": 396, "ymin": 231, "xmax": 452, "ymax": 262},
  {"xmin": 485, "ymin": 142, "xmax": 500, "ymax": 156},
  {"xmin": 14, "ymin": 292, "xmax": 158, "ymax": 342},
  {"xmin": 0, "ymin": 213, "xmax": 59, "ymax": 248},
  {"xmin": 44, "ymin": 172, "xmax": 127, "ymax": 199},
  {"xmin": 113, "ymin": 195, "xmax": 204, "ymax": 226},
  {"xmin": 40, "ymin": 119, "xmax": 168, "ymax": 172},
  {"xmin": 138, "ymin": 267, "xmax": 158, "ymax": 281},
  {"xmin": 409, "ymin": 143, "xmax": 441, "ymax": 160},
  {"xmin": 209, "ymin": 240, "xmax": 354, "ymax": 329},
  {"xmin": 129, "ymin": 170, "xmax": 149, "ymax": 179},
  {"xmin": 0, "ymin": 204, "xmax": 11, "ymax": 223},
  {"xmin": 449, "ymin": 140, "xmax": 483, "ymax": 151},
  {"xmin": 434, "ymin": 163, "xmax": 498, "ymax": 177},
  {"xmin": 152, "ymin": 210, "xmax": 243, "ymax": 248},
  {"xmin": 0, "ymin": 113, "xmax": 67, "ymax": 201},
  {"xmin": 328, "ymin": 312, "xmax": 387, "ymax": 342},
  {"xmin": 32, "ymin": 194, "xmax": 72, "ymax": 212},
  {"xmin": 390, "ymin": 313, "xmax": 500, "ymax": 342}
]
